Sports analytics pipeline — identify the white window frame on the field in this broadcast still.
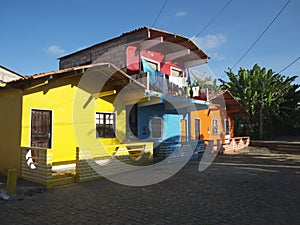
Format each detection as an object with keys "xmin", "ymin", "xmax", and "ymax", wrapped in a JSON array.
[
  {"xmin": 212, "ymin": 118, "xmax": 219, "ymax": 135},
  {"xmin": 142, "ymin": 57, "xmax": 160, "ymax": 71},
  {"xmin": 170, "ymin": 66, "xmax": 183, "ymax": 77},
  {"xmin": 95, "ymin": 112, "xmax": 116, "ymax": 138},
  {"xmin": 225, "ymin": 118, "xmax": 231, "ymax": 137}
]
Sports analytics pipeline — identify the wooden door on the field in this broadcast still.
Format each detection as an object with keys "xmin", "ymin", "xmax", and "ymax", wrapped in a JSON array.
[
  {"xmin": 180, "ymin": 119, "xmax": 187, "ymax": 142},
  {"xmin": 31, "ymin": 109, "xmax": 52, "ymax": 148},
  {"xmin": 195, "ymin": 118, "xmax": 200, "ymax": 140}
]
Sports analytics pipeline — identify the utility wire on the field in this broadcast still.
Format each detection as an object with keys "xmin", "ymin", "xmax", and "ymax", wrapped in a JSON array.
[
  {"xmin": 194, "ymin": 0, "xmax": 233, "ymax": 38},
  {"xmin": 230, "ymin": 0, "xmax": 292, "ymax": 69},
  {"xmin": 152, "ymin": 0, "xmax": 168, "ymax": 27},
  {"xmin": 279, "ymin": 56, "xmax": 300, "ymax": 74}
]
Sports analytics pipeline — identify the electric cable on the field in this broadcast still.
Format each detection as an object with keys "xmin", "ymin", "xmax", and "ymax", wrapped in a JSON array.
[
  {"xmin": 194, "ymin": 0, "xmax": 233, "ymax": 38},
  {"xmin": 152, "ymin": 0, "xmax": 168, "ymax": 27},
  {"xmin": 230, "ymin": 0, "xmax": 292, "ymax": 69},
  {"xmin": 279, "ymin": 56, "xmax": 300, "ymax": 74}
]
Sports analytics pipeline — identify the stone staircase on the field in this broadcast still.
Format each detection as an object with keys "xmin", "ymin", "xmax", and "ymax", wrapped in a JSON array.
[{"xmin": 274, "ymin": 143, "xmax": 300, "ymax": 154}]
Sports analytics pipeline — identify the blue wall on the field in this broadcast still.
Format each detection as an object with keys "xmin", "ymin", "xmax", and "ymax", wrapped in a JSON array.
[
  {"xmin": 137, "ymin": 103, "xmax": 183, "ymax": 142},
  {"xmin": 163, "ymin": 114, "xmax": 181, "ymax": 142}
]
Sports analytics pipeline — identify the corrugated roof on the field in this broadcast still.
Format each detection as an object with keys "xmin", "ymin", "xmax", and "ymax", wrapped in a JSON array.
[
  {"xmin": 59, "ymin": 27, "xmax": 209, "ymax": 61},
  {"xmin": 7, "ymin": 63, "xmax": 146, "ymax": 91},
  {"xmin": 7, "ymin": 63, "xmax": 98, "ymax": 84}
]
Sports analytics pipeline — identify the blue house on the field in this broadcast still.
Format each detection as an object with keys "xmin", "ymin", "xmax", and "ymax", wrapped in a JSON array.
[{"xmin": 124, "ymin": 57, "xmax": 209, "ymax": 160}]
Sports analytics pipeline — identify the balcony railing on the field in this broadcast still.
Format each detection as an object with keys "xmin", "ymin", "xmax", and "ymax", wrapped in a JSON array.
[{"xmin": 132, "ymin": 72, "xmax": 189, "ymax": 98}]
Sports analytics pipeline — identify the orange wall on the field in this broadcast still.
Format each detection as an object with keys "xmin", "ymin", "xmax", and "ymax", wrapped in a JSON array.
[
  {"xmin": 191, "ymin": 107, "xmax": 233, "ymax": 144},
  {"xmin": 230, "ymin": 118, "xmax": 234, "ymax": 138}
]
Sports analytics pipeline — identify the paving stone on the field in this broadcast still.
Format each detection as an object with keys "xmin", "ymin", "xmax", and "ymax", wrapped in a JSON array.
[{"xmin": 0, "ymin": 150, "xmax": 300, "ymax": 224}]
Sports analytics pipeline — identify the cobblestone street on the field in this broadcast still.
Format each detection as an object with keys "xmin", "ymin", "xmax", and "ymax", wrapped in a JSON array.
[{"xmin": 1, "ymin": 148, "xmax": 300, "ymax": 225}]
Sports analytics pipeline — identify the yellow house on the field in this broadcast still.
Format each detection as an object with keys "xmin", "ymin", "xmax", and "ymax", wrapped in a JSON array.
[
  {"xmin": 2, "ymin": 63, "xmax": 153, "ymax": 187},
  {"xmin": 0, "ymin": 86, "xmax": 23, "ymax": 175},
  {"xmin": 0, "ymin": 65, "xmax": 23, "ymax": 175}
]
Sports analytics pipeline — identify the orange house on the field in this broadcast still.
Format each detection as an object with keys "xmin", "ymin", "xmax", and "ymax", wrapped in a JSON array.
[{"xmin": 191, "ymin": 90, "xmax": 249, "ymax": 153}]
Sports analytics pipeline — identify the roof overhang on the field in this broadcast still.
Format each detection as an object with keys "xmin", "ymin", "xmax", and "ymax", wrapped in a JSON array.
[
  {"xmin": 147, "ymin": 27, "xmax": 209, "ymax": 61},
  {"xmin": 210, "ymin": 90, "xmax": 248, "ymax": 116},
  {"xmin": 59, "ymin": 27, "xmax": 210, "ymax": 69},
  {"xmin": 7, "ymin": 63, "xmax": 146, "ymax": 93},
  {"xmin": 145, "ymin": 91, "xmax": 210, "ymax": 112},
  {"xmin": 82, "ymin": 63, "xmax": 146, "ymax": 94}
]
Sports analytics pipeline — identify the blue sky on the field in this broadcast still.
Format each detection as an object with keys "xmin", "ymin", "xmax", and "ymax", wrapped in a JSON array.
[{"xmin": 1, "ymin": 0, "xmax": 300, "ymax": 84}]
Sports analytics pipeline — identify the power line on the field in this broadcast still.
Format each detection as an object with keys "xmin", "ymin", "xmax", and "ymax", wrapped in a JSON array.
[
  {"xmin": 191, "ymin": 0, "xmax": 233, "ymax": 83},
  {"xmin": 194, "ymin": 0, "xmax": 233, "ymax": 38},
  {"xmin": 152, "ymin": 0, "xmax": 168, "ymax": 27},
  {"xmin": 230, "ymin": 0, "xmax": 292, "ymax": 70},
  {"xmin": 279, "ymin": 56, "xmax": 300, "ymax": 74}
]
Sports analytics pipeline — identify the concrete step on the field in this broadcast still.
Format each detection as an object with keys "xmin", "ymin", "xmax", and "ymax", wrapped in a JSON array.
[
  {"xmin": 275, "ymin": 148, "xmax": 300, "ymax": 154},
  {"xmin": 276, "ymin": 144, "xmax": 300, "ymax": 150},
  {"xmin": 50, "ymin": 173, "xmax": 76, "ymax": 188}
]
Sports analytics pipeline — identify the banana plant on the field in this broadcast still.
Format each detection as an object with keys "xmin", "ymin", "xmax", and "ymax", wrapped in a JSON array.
[{"xmin": 219, "ymin": 64, "xmax": 300, "ymax": 139}]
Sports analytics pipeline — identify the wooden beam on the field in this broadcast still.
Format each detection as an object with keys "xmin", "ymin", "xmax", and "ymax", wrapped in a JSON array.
[
  {"xmin": 92, "ymin": 90, "xmax": 116, "ymax": 98},
  {"xmin": 24, "ymin": 80, "xmax": 49, "ymax": 90},
  {"xmin": 184, "ymin": 58, "xmax": 208, "ymax": 68},
  {"xmin": 165, "ymin": 49, "xmax": 190, "ymax": 61},
  {"xmin": 140, "ymin": 37, "xmax": 163, "ymax": 49}
]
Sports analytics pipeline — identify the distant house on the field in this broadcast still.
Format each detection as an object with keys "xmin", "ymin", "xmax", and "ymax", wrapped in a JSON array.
[
  {"xmin": 0, "ymin": 66, "xmax": 23, "ymax": 176},
  {"xmin": 0, "ymin": 65, "xmax": 22, "ymax": 83},
  {"xmin": 0, "ymin": 27, "xmax": 212, "ymax": 187}
]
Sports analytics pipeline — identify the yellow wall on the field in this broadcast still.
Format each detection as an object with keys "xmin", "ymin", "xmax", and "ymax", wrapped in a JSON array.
[
  {"xmin": 0, "ymin": 87, "xmax": 22, "ymax": 175},
  {"xmin": 21, "ymin": 76, "xmax": 126, "ymax": 163}
]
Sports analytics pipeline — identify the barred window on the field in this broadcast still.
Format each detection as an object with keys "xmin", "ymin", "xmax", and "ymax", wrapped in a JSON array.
[
  {"xmin": 96, "ymin": 112, "xmax": 116, "ymax": 138},
  {"xmin": 150, "ymin": 117, "xmax": 163, "ymax": 139},
  {"xmin": 212, "ymin": 119, "xmax": 219, "ymax": 134}
]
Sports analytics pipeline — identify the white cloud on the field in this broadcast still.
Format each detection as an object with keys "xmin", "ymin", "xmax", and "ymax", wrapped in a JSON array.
[
  {"xmin": 46, "ymin": 45, "xmax": 65, "ymax": 55},
  {"xmin": 191, "ymin": 34, "xmax": 227, "ymax": 50},
  {"xmin": 175, "ymin": 11, "xmax": 186, "ymax": 17}
]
